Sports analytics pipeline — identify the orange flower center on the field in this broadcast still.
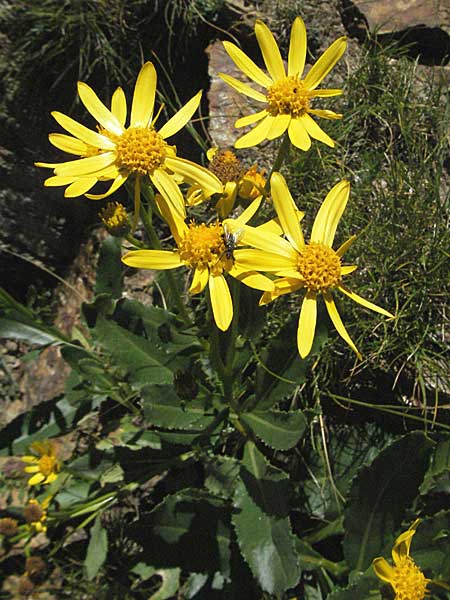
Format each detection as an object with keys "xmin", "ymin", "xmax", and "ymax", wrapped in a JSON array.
[
  {"xmin": 391, "ymin": 557, "xmax": 429, "ymax": 600},
  {"xmin": 267, "ymin": 76, "xmax": 310, "ymax": 118},
  {"xmin": 209, "ymin": 150, "xmax": 243, "ymax": 183},
  {"xmin": 38, "ymin": 454, "xmax": 57, "ymax": 477},
  {"xmin": 178, "ymin": 222, "xmax": 231, "ymax": 275},
  {"xmin": 115, "ymin": 127, "xmax": 167, "ymax": 175},
  {"xmin": 297, "ymin": 243, "xmax": 341, "ymax": 292}
]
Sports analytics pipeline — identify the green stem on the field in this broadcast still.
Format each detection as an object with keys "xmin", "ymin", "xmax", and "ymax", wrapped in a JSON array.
[
  {"xmin": 139, "ymin": 200, "xmax": 192, "ymax": 326},
  {"xmin": 264, "ymin": 132, "xmax": 291, "ymax": 193}
]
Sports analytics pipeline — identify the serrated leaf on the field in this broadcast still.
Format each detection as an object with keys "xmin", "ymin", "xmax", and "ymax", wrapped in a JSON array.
[
  {"xmin": 343, "ymin": 432, "xmax": 433, "ymax": 571},
  {"xmin": 94, "ymin": 316, "xmax": 173, "ymax": 387},
  {"xmin": 328, "ymin": 570, "xmax": 380, "ymax": 600},
  {"xmin": 232, "ymin": 442, "xmax": 300, "ymax": 596},
  {"xmin": 239, "ymin": 409, "xmax": 307, "ymax": 450},
  {"xmin": 95, "ymin": 236, "xmax": 124, "ymax": 298},
  {"xmin": 85, "ymin": 515, "xmax": 108, "ymax": 580},
  {"xmin": 142, "ymin": 385, "xmax": 217, "ymax": 431}
]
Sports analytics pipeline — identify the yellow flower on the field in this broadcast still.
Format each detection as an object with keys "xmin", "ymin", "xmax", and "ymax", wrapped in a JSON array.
[
  {"xmin": 219, "ymin": 17, "xmax": 346, "ymax": 150},
  {"xmin": 23, "ymin": 498, "xmax": 51, "ymax": 533},
  {"xmin": 36, "ymin": 62, "xmax": 221, "ymax": 219},
  {"xmin": 122, "ymin": 197, "xmax": 275, "ymax": 331},
  {"xmin": 99, "ymin": 201, "xmax": 130, "ymax": 236},
  {"xmin": 242, "ymin": 172, "xmax": 394, "ymax": 359},
  {"xmin": 21, "ymin": 440, "xmax": 60, "ymax": 487},
  {"xmin": 187, "ymin": 148, "xmax": 266, "ymax": 218},
  {"xmin": 372, "ymin": 520, "xmax": 450, "ymax": 600}
]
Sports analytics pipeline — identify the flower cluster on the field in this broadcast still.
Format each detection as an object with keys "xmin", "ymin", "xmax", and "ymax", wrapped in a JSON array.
[{"xmin": 36, "ymin": 16, "xmax": 393, "ymax": 358}]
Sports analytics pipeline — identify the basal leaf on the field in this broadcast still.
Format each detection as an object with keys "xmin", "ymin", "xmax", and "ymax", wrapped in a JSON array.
[
  {"xmin": 343, "ymin": 431, "xmax": 433, "ymax": 571},
  {"xmin": 239, "ymin": 409, "xmax": 307, "ymax": 450},
  {"xmin": 232, "ymin": 442, "xmax": 300, "ymax": 596}
]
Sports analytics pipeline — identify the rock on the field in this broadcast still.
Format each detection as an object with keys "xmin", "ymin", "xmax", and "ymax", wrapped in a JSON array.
[{"xmin": 342, "ymin": 0, "xmax": 450, "ymax": 64}]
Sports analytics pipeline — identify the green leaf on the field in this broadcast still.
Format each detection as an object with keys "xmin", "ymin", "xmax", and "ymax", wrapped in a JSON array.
[
  {"xmin": 328, "ymin": 569, "xmax": 380, "ymax": 600},
  {"xmin": 0, "ymin": 318, "xmax": 59, "ymax": 345},
  {"xmin": 95, "ymin": 236, "xmax": 124, "ymax": 298},
  {"xmin": 343, "ymin": 431, "xmax": 433, "ymax": 571},
  {"xmin": 150, "ymin": 568, "xmax": 181, "ymax": 600},
  {"xmin": 94, "ymin": 316, "xmax": 173, "ymax": 387},
  {"xmin": 239, "ymin": 409, "xmax": 307, "ymax": 450},
  {"xmin": 405, "ymin": 511, "xmax": 450, "ymax": 578},
  {"xmin": 421, "ymin": 434, "xmax": 450, "ymax": 494},
  {"xmin": 142, "ymin": 385, "xmax": 217, "ymax": 431},
  {"xmin": 84, "ymin": 515, "xmax": 108, "ymax": 580},
  {"xmin": 232, "ymin": 442, "xmax": 300, "ymax": 596},
  {"xmin": 204, "ymin": 456, "xmax": 240, "ymax": 499}
]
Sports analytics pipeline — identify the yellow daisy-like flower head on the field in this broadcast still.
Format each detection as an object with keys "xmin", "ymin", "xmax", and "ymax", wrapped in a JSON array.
[
  {"xmin": 187, "ymin": 147, "xmax": 267, "ymax": 218},
  {"xmin": 24, "ymin": 498, "xmax": 50, "ymax": 534},
  {"xmin": 372, "ymin": 520, "xmax": 450, "ymax": 600},
  {"xmin": 249, "ymin": 172, "xmax": 394, "ymax": 359},
  {"xmin": 122, "ymin": 196, "xmax": 274, "ymax": 331},
  {"xmin": 219, "ymin": 17, "xmax": 346, "ymax": 150},
  {"xmin": 21, "ymin": 440, "xmax": 60, "ymax": 487},
  {"xmin": 36, "ymin": 61, "xmax": 221, "ymax": 219}
]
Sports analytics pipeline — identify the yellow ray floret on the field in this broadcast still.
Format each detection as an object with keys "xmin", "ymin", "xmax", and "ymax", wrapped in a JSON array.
[{"xmin": 219, "ymin": 17, "xmax": 346, "ymax": 150}]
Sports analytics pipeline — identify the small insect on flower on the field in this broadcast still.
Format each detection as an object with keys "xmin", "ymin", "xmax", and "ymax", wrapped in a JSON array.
[{"xmin": 222, "ymin": 223, "xmax": 244, "ymax": 263}]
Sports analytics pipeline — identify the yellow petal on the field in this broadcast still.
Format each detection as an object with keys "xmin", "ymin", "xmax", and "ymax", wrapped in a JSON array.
[
  {"xmin": 324, "ymin": 290, "xmax": 361, "ymax": 359},
  {"xmin": 298, "ymin": 291, "xmax": 317, "ymax": 358},
  {"xmin": 235, "ymin": 116, "xmax": 273, "ymax": 149},
  {"xmin": 270, "ymin": 172, "xmax": 304, "ymax": 252},
  {"xmin": 234, "ymin": 196, "xmax": 263, "ymax": 225},
  {"xmin": 51, "ymin": 111, "xmax": 115, "ymax": 150},
  {"xmin": 240, "ymin": 223, "xmax": 296, "ymax": 259},
  {"xmin": 228, "ymin": 265, "xmax": 274, "ymax": 292},
  {"xmin": 309, "ymin": 88, "xmax": 343, "ymax": 97},
  {"xmin": 45, "ymin": 473, "xmax": 58, "ymax": 484},
  {"xmin": 308, "ymin": 108, "xmax": 343, "ymax": 120},
  {"xmin": 154, "ymin": 191, "xmax": 188, "ymax": 245},
  {"xmin": 255, "ymin": 20, "xmax": 285, "ymax": 82},
  {"xmin": 24, "ymin": 466, "xmax": 39, "ymax": 473},
  {"xmin": 190, "ymin": 267, "xmax": 209, "ymax": 294},
  {"xmin": 77, "ymin": 81, "xmax": 124, "ymax": 136},
  {"xmin": 338, "ymin": 285, "xmax": 395, "ymax": 319},
  {"xmin": 85, "ymin": 173, "xmax": 128, "ymax": 200},
  {"xmin": 122, "ymin": 249, "xmax": 183, "ymax": 270},
  {"xmin": 49, "ymin": 133, "xmax": 90, "ymax": 155},
  {"xmin": 150, "ymin": 168, "xmax": 187, "ymax": 220},
  {"xmin": 164, "ymin": 156, "xmax": 222, "ymax": 197},
  {"xmin": 303, "ymin": 36, "xmax": 347, "ymax": 90},
  {"xmin": 28, "ymin": 473, "xmax": 45, "ymax": 486},
  {"xmin": 206, "ymin": 147, "xmax": 218, "ymax": 161},
  {"xmin": 288, "ymin": 16, "xmax": 307, "ymax": 77},
  {"xmin": 44, "ymin": 175, "xmax": 78, "ymax": 187},
  {"xmin": 372, "ymin": 557, "xmax": 396, "ymax": 584},
  {"xmin": 301, "ymin": 113, "xmax": 335, "ymax": 147},
  {"xmin": 222, "ymin": 41, "xmax": 272, "ymax": 87},
  {"xmin": 54, "ymin": 152, "xmax": 116, "ymax": 177},
  {"xmin": 235, "ymin": 110, "xmax": 269, "ymax": 128},
  {"xmin": 336, "ymin": 235, "xmax": 357, "ymax": 257},
  {"xmin": 266, "ymin": 114, "xmax": 291, "ymax": 140},
  {"xmin": 392, "ymin": 519, "xmax": 420, "ymax": 563},
  {"xmin": 288, "ymin": 118, "xmax": 311, "ymax": 151},
  {"xmin": 158, "ymin": 91, "xmax": 202, "ymax": 139},
  {"xmin": 215, "ymin": 181, "xmax": 238, "ymax": 218},
  {"xmin": 311, "ymin": 180, "xmax": 350, "ymax": 246},
  {"xmin": 218, "ymin": 73, "xmax": 267, "ymax": 102},
  {"xmin": 234, "ymin": 249, "xmax": 294, "ymax": 272},
  {"xmin": 21, "ymin": 456, "xmax": 38, "ymax": 463},
  {"xmin": 259, "ymin": 277, "xmax": 301, "ymax": 305},
  {"xmin": 340, "ymin": 265, "xmax": 357, "ymax": 276},
  {"xmin": 64, "ymin": 177, "xmax": 98, "ymax": 198},
  {"xmin": 111, "ymin": 87, "xmax": 127, "ymax": 127},
  {"xmin": 130, "ymin": 61, "xmax": 157, "ymax": 127},
  {"xmin": 209, "ymin": 274, "xmax": 233, "ymax": 331}
]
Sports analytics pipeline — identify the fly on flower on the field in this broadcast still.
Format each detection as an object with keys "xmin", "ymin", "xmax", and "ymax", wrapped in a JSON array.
[{"xmin": 222, "ymin": 223, "xmax": 244, "ymax": 263}]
